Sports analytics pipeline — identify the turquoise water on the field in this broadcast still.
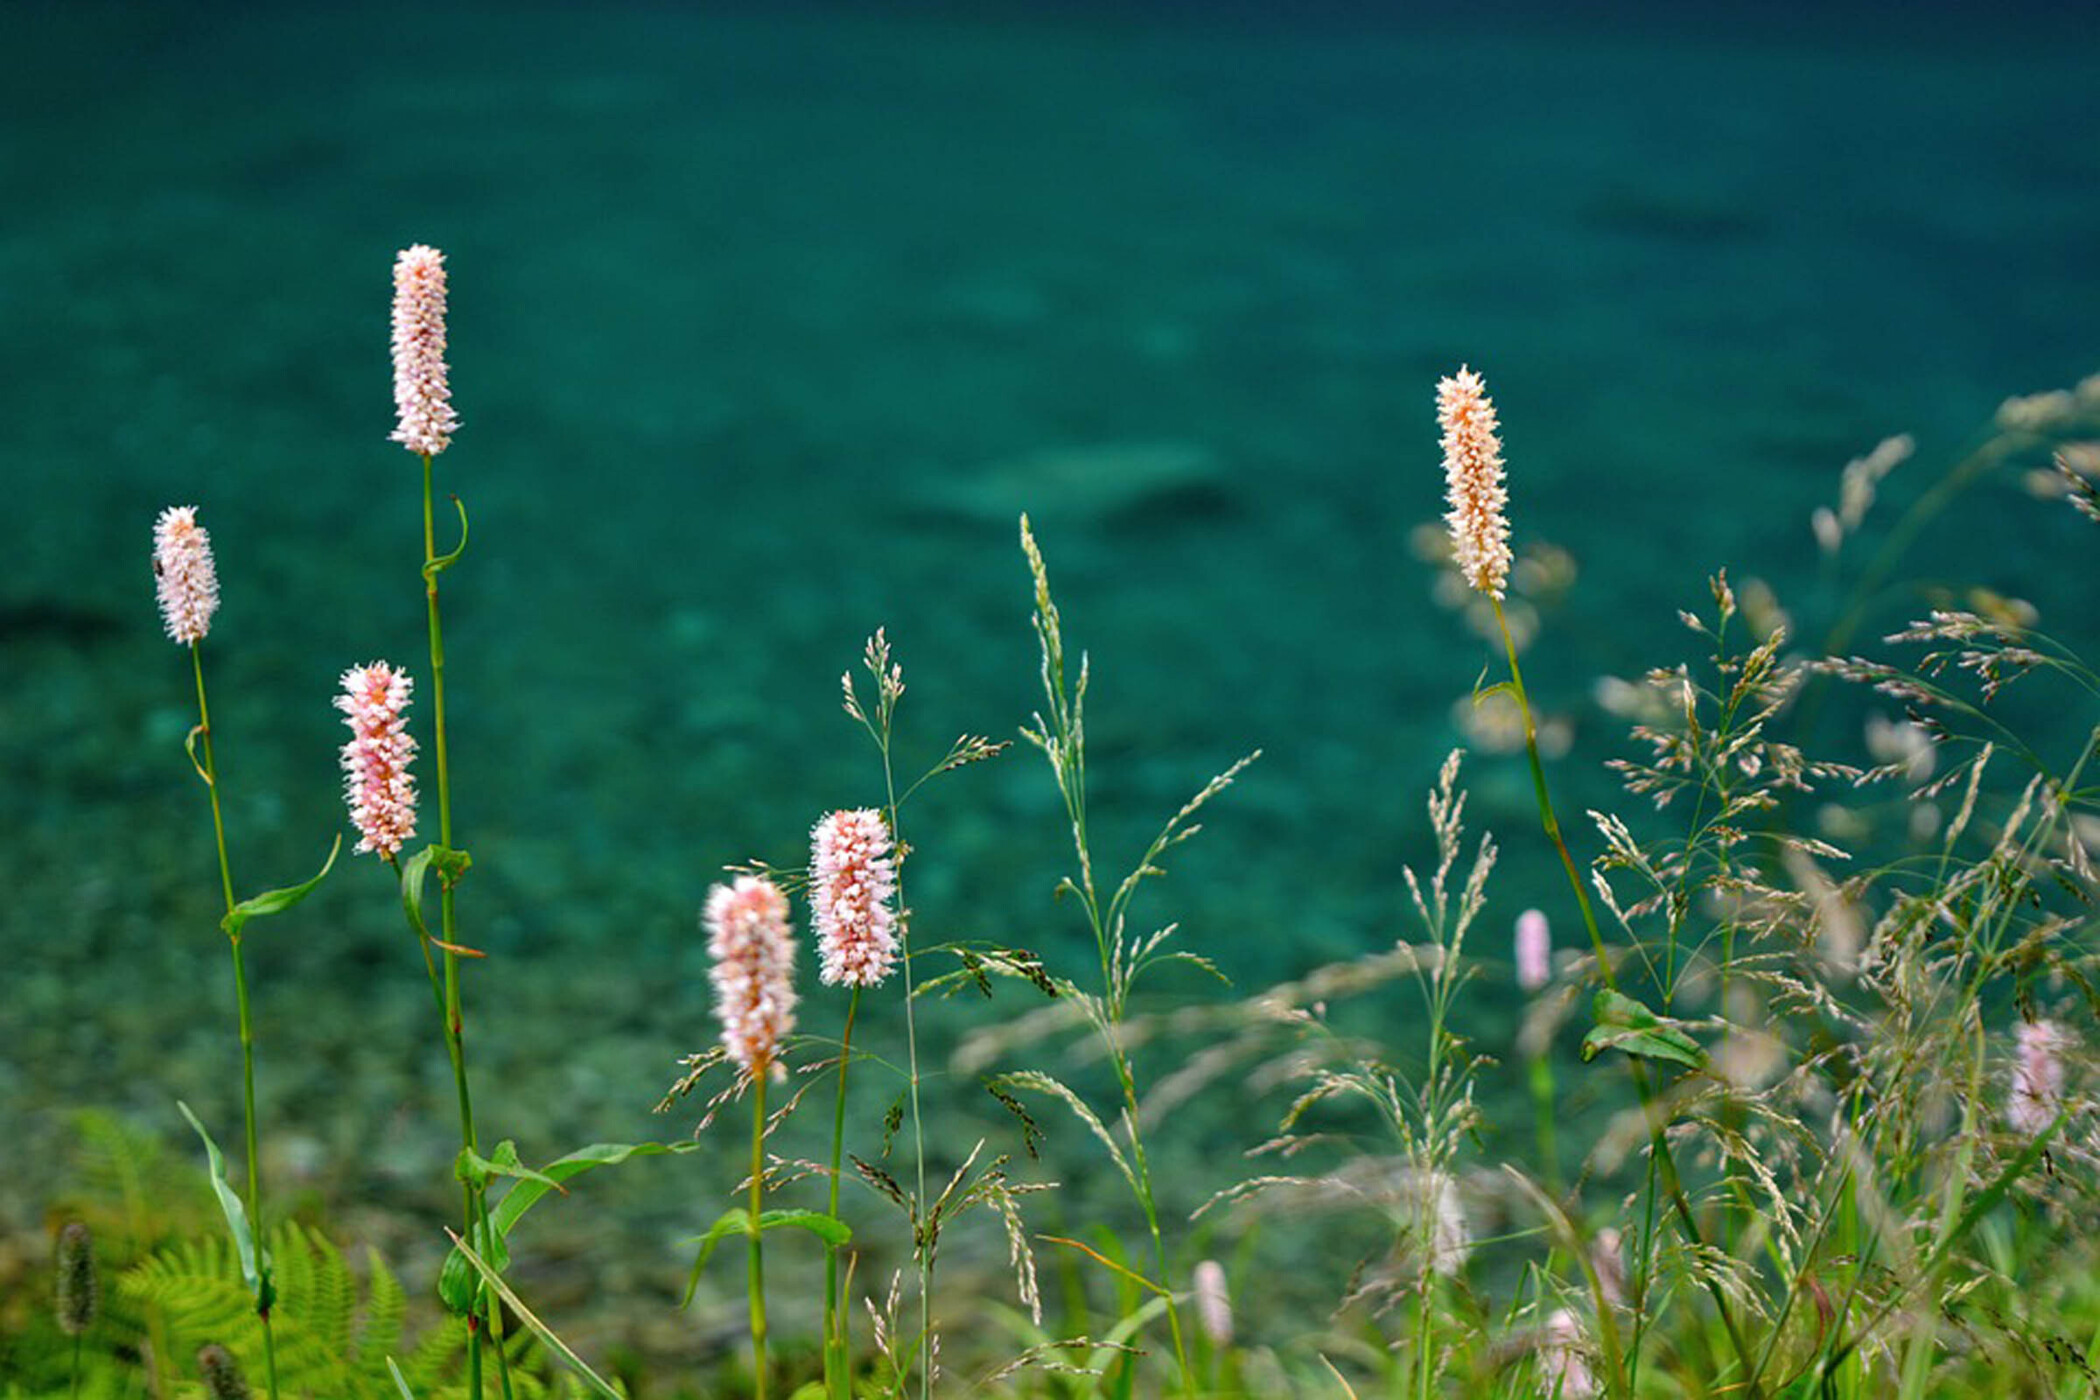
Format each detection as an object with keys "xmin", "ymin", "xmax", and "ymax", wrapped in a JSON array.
[{"xmin": 6, "ymin": 0, "xmax": 2096, "ymax": 1366}]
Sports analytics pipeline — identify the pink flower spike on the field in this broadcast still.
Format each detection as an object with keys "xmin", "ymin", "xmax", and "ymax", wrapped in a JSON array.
[
  {"xmin": 811, "ymin": 808, "xmax": 899, "ymax": 988},
  {"xmin": 1515, "ymin": 907, "xmax": 1551, "ymax": 993},
  {"xmin": 2009, "ymin": 1019, "xmax": 2068, "ymax": 1135},
  {"xmin": 1436, "ymin": 366, "xmax": 1512, "ymax": 599},
  {"xmin": 153, "ymin": 506, "xmax": 220, "ymax": 644},
  {"xmin": 335, "ymin": 662, "xmax": 418, "ymax": 858},
  {"xmin": 389, "ymin": 244, "xmax": 459, "ymax": 456},
  {"xmin": 706, "ymin": 875, "xmax": 797, "ymax": 1078}
]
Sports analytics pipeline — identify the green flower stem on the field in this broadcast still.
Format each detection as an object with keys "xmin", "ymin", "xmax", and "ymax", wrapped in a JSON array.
[
  {"xmin": 1492, "ymin": 598, "xmax": 1762, "ymax": 1400},
  {"xmin": 192, "ymin": 643, "xmax": 281, "ymax": 1400},
  {"xmin": 749, "ymin": 1074, "xmax": 771, "ymax": 1400},
  {"xmin": 823, "ymin": 989, "xmax": 861, "ymax": 1400},
  {"xmin": 420, "ymin": 452, "xmax": 510, "ymax": 1400},
  {"xmin": 871, "ymin": 737, "xmax": 933, "ymax": 1400},
  {"xmin": 1528, "ymin": 1050, "xmax": 1561, "ymax": 1198}
]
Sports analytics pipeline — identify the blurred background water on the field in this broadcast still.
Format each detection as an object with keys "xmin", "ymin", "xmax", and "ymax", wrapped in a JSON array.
[{"xmin": 3, "ymin": 0, "xmax": 2096, "ymax": 1370}]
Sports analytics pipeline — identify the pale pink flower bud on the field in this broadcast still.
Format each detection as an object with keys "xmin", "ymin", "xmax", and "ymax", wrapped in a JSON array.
[
  {"xmin": 152, "ymin": 506, "xmax": 220, "ymax": 644},
  {"xmin": 811, "ymin": 808, "xmax": 899, "ymax": 987},
  {"xmin": 1538, "ymin": 1308, "xmax": 1597, "ymax": 1398},
  {"xmin": 1515, "ymin": 907, "xmax": 1552, "ymax": 993},
  {"xmin": 1590, "ymin": 1227, "xmax": 1627, "ymax": 1309},
  {"xmin": 706, "ymin": 875, "xmax": 797, "ymax": 1078},
  {"xmin": 335, "ymin": 662, "xmax": 418, "ymax": 857},
  {"xmin": 1191, "ymin": 1259, "xmax": 1232, "ymax": 1347},
  {"xmin": 2009, "ymin": 1019, "xmax": 2069, "ymax": 1135},
  {"xmin": 1437, "ymin": 366, "xmax": 1512, "ymax": 599},
  {"xmin": 389, "ymin": 244, "xmax": 459, "ymax": 456}
]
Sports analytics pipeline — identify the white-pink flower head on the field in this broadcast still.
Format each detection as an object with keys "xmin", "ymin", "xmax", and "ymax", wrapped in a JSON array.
[
  {"xmin": 2009, "ymin": 1019, "xmax": 2069, "ymax": 1135},
  {"xmin": 389, "ymin": 244, "xmax": 459, "ymax": 457},
  {"xmin": 811, "ymin": 808, "xmax": 898, "ymax": 988},
  {"xmin": 1436, "ymin": 366, "xmax": 1512, "ymax": 599},
  {"xmin": 1538, "ymin": 1309, "xmax": 1598, "ymax": 1399},
  {"xmin": 1515, "ymin": 907, "xmax": 1552, "ymax": 993},
  {"xmin": 706, "ymin": 875, "xmax": 797, "ymax": 1078},
  {"xmin": 335, "ymin": 662, "xmax": 418, "ymax": 857},
  {"xmin": 153, "ymin": 506, "xmax": 220, "ymax": 644},
  {"xmin": 1191, "ymin": 1259, "xmax": 1232, "ymax": 1347}
]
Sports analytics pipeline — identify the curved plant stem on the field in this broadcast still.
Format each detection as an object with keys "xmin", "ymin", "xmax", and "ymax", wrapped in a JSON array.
[
  {"xmin": 192, "ymin": 643, "xmax": 280, "ymax": 1400},
  {"xmin": 1492, "ymin": 599, "xmax": 1764, "ymax": 1400}
]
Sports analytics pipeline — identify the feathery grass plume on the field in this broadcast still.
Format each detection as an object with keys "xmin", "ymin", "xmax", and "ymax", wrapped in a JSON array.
[
  {"xmin": 811, "ymin": 808, "xmax": 899, "ymax": 987},
  {"xmin": 153, "ymin": 505, "xmax": 220, "ymax": 644},
  {"xmin": 1436, "ymin": 366, "xmax": 1512, "ymax": 599},
  {"xmin": 706, "ymin": 875, "xmax": 797, "ymax": 1079},
  {"xmin": 198, "ymin": 1343, "xmax": 251, "ymax": 1400},
  {"xmin": 335, "ymin": 663, "xmax": 418, "ymax": 858},
  {"xmin": 389, "ymin": 244, "xmax": 458, "ymax": 456},
  {"xmin": 2009, "ymin": 1019, "xmax": 2068, "ymax": 1135},
  {"xmin": 1514, "ymin": 907, "xmax": 1551, "ymax": 992},
  {"xmin": 54, "ymin": 1220, "xmax": 97, "ymax": 1337}
]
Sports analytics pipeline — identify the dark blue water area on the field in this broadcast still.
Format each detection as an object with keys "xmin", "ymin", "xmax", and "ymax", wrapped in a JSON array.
[{"xmin": 3, "ymin": 0, "xmax": 2096, "ymax": 1329}]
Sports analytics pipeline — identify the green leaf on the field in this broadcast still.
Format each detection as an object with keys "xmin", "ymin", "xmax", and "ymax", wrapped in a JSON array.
[
  {"xmin": 678, "ymin": 1208, "xmax": 851, "ymax": 1305},
  {"xmin": 1581, "ymin": 989, "xmax": 1707, "ymax": 1070},
  {"xmin": 400, "ymin": 844, "xmax": 474, "ymax": 947},
  {"xmin": 440, "ymin": 1140, "xmax": 698, "ymax": 1311},
  {"xmin": 681, "ymin": 1208, "xmax": 755, "ymax": 1306},
  {"xmin": 386, "ymin": 1357, "xmax": 418, "ymax": 1400},
  {"xmin": 424, "ymin": 495, "xmax": 470, "ymax": 579},
  {"xmin": 756, "ymin": 1208, "xmax": 853, "ymax": 1247},
  {"xmin": 446, "ymin": 1229, "xmax": 625, "ymax": 1400},
  {"xmin": 457, "ymin": 1140, "xmax": 566, "ymax": 1197},
  {"xmin": 176, "ymin": 1101, "xmax": 267, "ymax": 1304},
  {"xmin": 221, "ymin": 836, "xmax": 340, "ymax": 940}
]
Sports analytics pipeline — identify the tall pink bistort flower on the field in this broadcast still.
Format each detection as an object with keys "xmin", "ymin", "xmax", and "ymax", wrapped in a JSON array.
[
  {"xmin": 1514, "ymin": 907, "xmax": 1552, "ymax": 993},
  {"xmin": 810, "ymin": 808, "xmax": 899, "ymax": 988},
  {"xmin": 2009, "ymin": 1019, "xmax": 2069, "ymax": 1135},
  {"xmin": 1436, "ymin": 366, "xmax": 1512, "ymax": 599},
  {"xmin": 335, "ymin": 662, "xmax": 418, "ymax": 858},
  {"xmin": 390, "ymin": 244, "xmax": 459, "ymax": 457},
  {"xmin": 153, "ymin": 505, "xmax": 220, "ymax": 644},
  {"xmin": 706, "ymin": 875, "xmax": 797, "ymax": 1079}
]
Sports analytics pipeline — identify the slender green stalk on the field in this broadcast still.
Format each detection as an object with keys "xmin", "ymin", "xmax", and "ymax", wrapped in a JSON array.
[
  {"xmin": 748, "ymin": 1074, "xmax": 771, "ymax": 1400},
  {"xmin": 68, "ymin": 1334, "xmax": 81, "ymax": 1400},
  {"xmin": 823, "ymin": 989, "xmax": 861, "ymax": 1400},
  {"xmin": 875, "ymin": 752, "xmax": 934, "ymax": 1400},
  {"xmin": 1527, "ymin": 1051, "xmax": 1561, "ymax": 1198},
  {"xmin": 419, "ymin": 452, "xmax": 509, "ymax": 1400},
  {"xmin": 191, "ymin": 643, "xmax": 281, "ymax": 1400},
  {"xmin": 1491, "ymin": 599, "xmax": 1763, "ymax": 1399}
]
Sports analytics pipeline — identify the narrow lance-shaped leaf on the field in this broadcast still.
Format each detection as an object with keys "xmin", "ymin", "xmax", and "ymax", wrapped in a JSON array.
[
  {"xmin": 222, "ymin": 835, "xmax": 341, "ymax": 940},
  {"xmin": 177, "ymin": 1101, "xmax": 268, "ymax": 1304},
  {"xmin": 446, "ymin": 1229, "xmax": 624, "ymax": 1400}
]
